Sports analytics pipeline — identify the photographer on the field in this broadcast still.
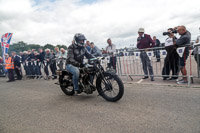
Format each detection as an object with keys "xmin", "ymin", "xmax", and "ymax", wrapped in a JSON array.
[
  {"xmin": 162, "ymin": 28, "xmax": 179, "ymax": 80},
  {"xmin": 171, "ymin": 26, "xmax": 191, "ymax": 84}
]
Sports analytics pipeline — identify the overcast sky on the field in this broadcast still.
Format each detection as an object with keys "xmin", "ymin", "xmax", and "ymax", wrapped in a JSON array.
[{"xmin": 0, "ymin": 0, "xmax": 200, "ymax": 49}]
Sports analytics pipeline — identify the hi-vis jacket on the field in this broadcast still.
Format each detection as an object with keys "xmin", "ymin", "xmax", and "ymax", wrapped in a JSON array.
[{"xmin": 5, "ymin": 57, "xmax": 14, "ymax": 69}]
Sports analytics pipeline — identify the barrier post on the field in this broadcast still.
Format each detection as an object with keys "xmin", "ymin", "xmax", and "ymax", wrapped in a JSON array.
[
  {"xmin": 188, "ymin": 46, "xmax": 192, "ymax": 87},
  {"xmin": 118, "ymin": 56, "xmax": 122, "ymax": 77}
]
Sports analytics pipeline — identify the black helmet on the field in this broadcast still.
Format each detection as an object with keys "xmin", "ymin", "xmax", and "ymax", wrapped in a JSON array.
[{"xmin": 74, "ymin": 33, "xmax": 86, "ymax": 46}]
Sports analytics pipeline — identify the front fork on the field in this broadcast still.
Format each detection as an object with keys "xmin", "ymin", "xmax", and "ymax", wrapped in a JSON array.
[{"xmin": 98, "ymin": 72, "xmax": 113, "ymax": 91}]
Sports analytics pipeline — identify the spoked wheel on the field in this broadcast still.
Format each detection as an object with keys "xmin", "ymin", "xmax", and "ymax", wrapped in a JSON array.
[
  {"xmin": 60, "ymin": 79, "xmax": 75, "ymax": 95},
  {"xmin": 97, "ymin": 73, "xmax": 124, "ymax": 102}
]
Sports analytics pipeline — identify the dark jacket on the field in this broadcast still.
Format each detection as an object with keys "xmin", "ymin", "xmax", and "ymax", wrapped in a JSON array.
[
  {"xmin": 33, "ymin": 54, "xmax": 41, "ymax": 66},
  {"xmin": 39, "ymin": 51, "xmax": 45, "ymax": 62},
  {"xmin": 13, "ymin": 55, "xmax": 21, "ymax": 67},
  {"xmin": 137, "ymin": 34, "xmax": 155, "ymax": 49},
  {"xmin": 175, "ymin": 31, "xmax": 191, "ymax": 54},
  {"xmin": 176, "ymin": 31, "xmax": 191, "ymax": 47},
  {"xmin": 27, "ymin": 53, "xmax": 35, "ymax": 61},
  {"xmin": 0, "ymin": 59, "xmax": 3, "ymax": 64},
  {"xmin": 154, "ymin": 39, "xmax": 161, "ymax": 47},
  {"xmin": 22, "ymin": 54, "xmax": 28, "ymax": 62},
  {"xmin": 66, "ymin": 44, "xmax": 94, "ymax": 67}
]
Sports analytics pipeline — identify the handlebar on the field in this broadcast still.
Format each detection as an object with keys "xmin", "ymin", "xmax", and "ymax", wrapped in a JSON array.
[{"xmin": 90, "ymin": 57, "xmax": 105, "ymax": 61}]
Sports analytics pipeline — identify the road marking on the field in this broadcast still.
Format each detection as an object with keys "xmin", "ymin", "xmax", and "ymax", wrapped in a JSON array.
[{"xmin": 137, "ymin": 79, "xmax": 143, "ymax": 84}]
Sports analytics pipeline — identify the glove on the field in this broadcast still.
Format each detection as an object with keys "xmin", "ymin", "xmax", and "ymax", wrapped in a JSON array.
[
  {"xmin": 79, "ymin": 63, "xmax": 85, "ymax": 68},
  {"xmin": 85, "ymin": 64, "xmax": 93, "ymax": 68},
  {"xmin": 73, "ymin": 62, "xmax": 80, "ymax": 67}
]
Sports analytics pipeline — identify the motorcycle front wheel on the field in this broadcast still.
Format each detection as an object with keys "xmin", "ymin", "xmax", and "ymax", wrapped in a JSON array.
[{"xmin": 96, "ymin": 73, "xmax": 124, "ymax": 102}]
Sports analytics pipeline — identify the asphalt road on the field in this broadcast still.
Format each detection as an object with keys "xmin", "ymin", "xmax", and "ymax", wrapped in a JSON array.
[{"xmin": 0, "ymin": 78, "xmax": 200, "ymax": 133}]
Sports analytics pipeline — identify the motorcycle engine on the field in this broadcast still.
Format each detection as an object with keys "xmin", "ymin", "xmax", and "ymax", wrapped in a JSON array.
[{"xmin": 82, "ymin": 75, "xmax": 95, "ymax": 94}]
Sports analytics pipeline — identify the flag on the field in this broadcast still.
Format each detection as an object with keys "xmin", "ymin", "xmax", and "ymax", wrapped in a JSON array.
[
  {"xmin": 134, "ymin": 52, "xmax": 140, "ymax": 60},
  {"xmin": 160, "ymin": 50, "xmax": 167, "ymax": 58},
  {"xmin": 1, "ymin": 33, "xmax": 13, "ymax": 62},
  {"xmin": 147, "ymin": 51, "xmax": 153, "ymax": 60},
  {"xmin": 147, "ymin": 51, "xmax": 153, "ymax": 57},
  {"xmin": 176, "ymin": 47, "xmax": 185, "ymax": 57}
]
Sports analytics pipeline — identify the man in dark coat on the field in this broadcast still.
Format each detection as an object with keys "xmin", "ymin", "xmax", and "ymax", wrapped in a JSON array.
[{"xmin": 11, "ymin": 51, "xmax": 22, "ymax": 80}]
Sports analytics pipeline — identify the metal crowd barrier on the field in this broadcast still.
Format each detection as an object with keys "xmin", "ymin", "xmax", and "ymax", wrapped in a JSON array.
[
  {"xmin": 19, "ymin": 58, "xmax": 67, "ymax": 80},
  {"xmin": 1, "ymin": 44, "xmax": 200, "ymax": 87},
  {"xmin": 114, "ymin": 44, "xmax": 200, "ymax": 87}
]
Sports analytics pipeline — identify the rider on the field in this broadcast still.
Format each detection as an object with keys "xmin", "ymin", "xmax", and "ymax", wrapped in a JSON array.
[{"xmin": 66, "ymin": 33, "xmax": 94, "ymax": 95}]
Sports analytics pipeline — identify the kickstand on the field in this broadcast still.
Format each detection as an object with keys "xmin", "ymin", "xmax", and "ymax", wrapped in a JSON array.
[{"xmin": 129, "ymin": 75, "xmax": 133, "ymax": 81}]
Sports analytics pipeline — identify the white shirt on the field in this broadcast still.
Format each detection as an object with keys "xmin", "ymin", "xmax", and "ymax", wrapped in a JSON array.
[
  {"xmin": 193, "ymin": 36, "xmax": 200, "ymax": 54},
  {"xmin": 59, "ymin": 50, "xmax": 68, "ymax": 58},
  {"xmin": 105, "ymin": 44, "xmax": 116, "ymax": 56},
  {"xmin": 164, "ymin": 38, "xmax": 173, "ymax": 47},
  {"xmin": 106, "ymin": 44, "xmax": 116, "ymax": 53}
]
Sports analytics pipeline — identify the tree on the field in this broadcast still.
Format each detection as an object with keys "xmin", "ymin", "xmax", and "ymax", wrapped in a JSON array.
[
  {"xmin": 0, "ymin": 41, "xmax": 68, "ymax": 56},
  {"xmin": 9, "ymin": 41, "xmax": 28, "ymax": 54},
  {"xmin": 43, "ymin": 44, "xmax": 55, "ymax": 51},
  {"xmin": 56, "ymin": 44, "xmax": 68, "ymax": 50},
  {"xmin": 28, "ymin": 44, "xmax": 42, "ymax": 51}
]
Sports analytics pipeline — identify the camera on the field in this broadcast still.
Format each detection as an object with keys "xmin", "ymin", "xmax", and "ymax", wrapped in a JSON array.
[{"xmin": 163, "ymin": 29, "xmax": 177, "ymax": 36}]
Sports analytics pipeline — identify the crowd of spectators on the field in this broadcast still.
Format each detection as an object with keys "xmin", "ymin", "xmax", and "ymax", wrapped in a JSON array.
[
  {"xmin": 0, "ymin": 26, "xmax": 200, "ymax": 85},
  {"xmin": 0, "ymin": 40, "xmax": 106, "ymax": 82},
  {"xmin": 136, "ymin": 25, "xmax": 197, "ymax": 84}
]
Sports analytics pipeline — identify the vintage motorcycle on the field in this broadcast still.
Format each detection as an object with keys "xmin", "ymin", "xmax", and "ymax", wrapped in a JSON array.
[{"xmin": 57, "ymin": 57, "xmax": 124, "ymax": 102}]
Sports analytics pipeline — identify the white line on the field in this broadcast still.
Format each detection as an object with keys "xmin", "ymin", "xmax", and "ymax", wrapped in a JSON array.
[{"xmin": 137, "ymin": 79, "xmax": 143, "ymax": 84}]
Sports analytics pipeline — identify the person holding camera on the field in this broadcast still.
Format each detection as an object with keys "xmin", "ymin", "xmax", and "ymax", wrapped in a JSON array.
[
  {"xmin": 162, "ymin": 28, "xmax": 179, "ymax": 80},
  {"xmin": 171, "ymin": 26, "xmax": 191, "ymax": 84},
  {"xmin": 137, "ymin": 28, "xmax": 155, "ymax": 81}
]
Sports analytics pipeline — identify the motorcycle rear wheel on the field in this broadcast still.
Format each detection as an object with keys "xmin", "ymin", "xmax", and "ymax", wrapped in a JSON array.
[{"xmin": 60, "ymin": 78, "xmax": 75, "ymax": 95}]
